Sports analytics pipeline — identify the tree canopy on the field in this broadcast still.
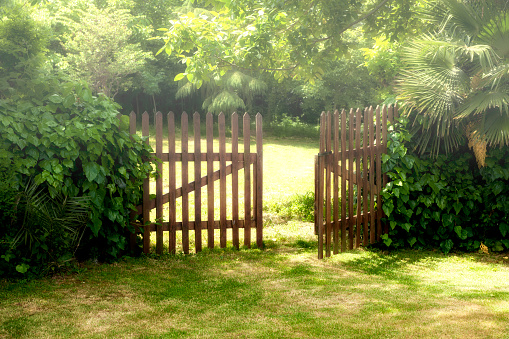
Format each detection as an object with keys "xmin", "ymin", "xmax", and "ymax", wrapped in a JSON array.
[{"xmin": 159, "ymin": 0, "xmax": 421, "ymax": 87}]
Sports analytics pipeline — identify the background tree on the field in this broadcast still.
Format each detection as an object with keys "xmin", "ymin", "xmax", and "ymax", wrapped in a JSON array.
[
  {"xmin": 58, "ymin": 5, "xmax": 153, "ymax": 99},
  {"xmin": 158, "ymin": 0, "xmax": 399, "ymax": 86}
]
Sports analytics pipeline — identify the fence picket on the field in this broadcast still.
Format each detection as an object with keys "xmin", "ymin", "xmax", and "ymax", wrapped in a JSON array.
[
  {"xmin": 232, "ymin": 113, "xmax": 240, "ymax": 249},
  {"xmin": 194, "ymin": 113, "xmax": 202, "ymax": 252},
  {"xmin": 243, "ymin": 113, "xmax": 251, "ymax": 248},
  {"xmin": 348, "ymin": 109, "xmax": 354, "ymax": 249},
  {"xmin": 207, "ymin": 113, "xmax": 214, "ymax": 249},
  {"xmin": 315, "ymin": 104, "xmax": 397, "ymax": 258},
  {"xmin": 325, "ymin": 112, "xmax": 332, "ymax": 257},
  {"xmin": 362, "ymin": 108, "xmax": 369, "ymax": 246},
  {"xmin": 333, "ymin": 110, "xmax": 340, "ymax": 254},
  {"xmin": 355, "ymin": 109, "xmax": 362, "ymax": 248},
  {"xmin": 256, "ymin": 113, "xmax": 263, "ymax": 248},
  {"xmin": 340, "ymin": 109, "xmax": 347, "ymax": 252},
  {"xmin": 219, "ymin": 113, "xmax": 227, "ymax": 248},
  {"xmin": 168, "ymin": 112, "xmax": 176, "ymax": 254},
  {"xmin": 156, "ymin": 112, "xmax": 164, "ymax": 254},
  {"xmin": 181, "ymin": 112, "xmax": 190, "ymax": 254}
]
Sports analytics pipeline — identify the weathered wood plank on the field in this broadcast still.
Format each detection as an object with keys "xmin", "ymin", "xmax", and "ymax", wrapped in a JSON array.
[
  {"xmin": 333, "ymin": 110, "xmax": 340, "ymax": 254},
  {"xmin": 256, "ymin": 113, "xmax": 263, "ymax": 248},
  {"xmin": 155, "ymin": 112, "xmax": 164, "ymax": 254},
  {"xmin": 348, "ymin": 109, "xmax": 354, "ymax": 250},
  {"xmin": 219, "ymin": 113, "xmax": 227, "ymax": 248},
  {"xmin": 181, "ymin": 112, "xmax": 189, "ymax": 254},
  {"xmin": 194, "ymin": 112, "xmax": 202, "ymax": 252},
  {"xmin": 368, "ymin": 107, "xmax": 376, "ymax": 244},
  {"xmin": 243, "ymin": 113, "xmax": 251, "ymax": 248},
  {"xmin": 362, "ymin": 108, "xmax": 369, "ymax": 246},
  {"xmin": 340, "ymin": 109, "xmax": 347, "ymax": 252},
  {"xmin": 168, "ymin": 112, "xmax": 176, "ymax": 254},
  {"xmin": 231, "ymin": 113, "xmax": 240, "ymax": 249},
  {"xmin": 355, "ymin": 108, "xmax": 362, "ymax": 248},
  {"xmin": 207, "ymin": 112, "xmax": 214, "ymax": 248}
]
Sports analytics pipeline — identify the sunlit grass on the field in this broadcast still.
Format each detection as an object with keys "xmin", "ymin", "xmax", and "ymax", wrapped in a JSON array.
[{"xmin": 2, "ymin": 225, "xmax": 509, "ymax": 338}]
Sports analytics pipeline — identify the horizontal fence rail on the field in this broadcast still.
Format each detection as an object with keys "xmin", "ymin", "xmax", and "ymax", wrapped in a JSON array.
[
  {"xmin": 315, "ymin": 105, "xmax": 398, "ymax": 259},
  {"xmin": 129, "ymin": 111, "xmax": 263, "ymax": 254}
]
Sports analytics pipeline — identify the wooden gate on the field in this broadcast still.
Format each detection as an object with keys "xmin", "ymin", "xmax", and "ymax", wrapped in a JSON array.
[
  {"xmin": 314, "ymin": 105, "xmax": 398, "ymax": 258},
  {"xmin": 129, "ymin": 111, "xmax": 263, "ymax": 255}
]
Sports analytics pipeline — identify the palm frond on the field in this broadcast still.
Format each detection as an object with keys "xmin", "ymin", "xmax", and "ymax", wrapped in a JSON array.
[{"xmin": 456, "ymin": 90, "xmax": 509, "ymax": 119}]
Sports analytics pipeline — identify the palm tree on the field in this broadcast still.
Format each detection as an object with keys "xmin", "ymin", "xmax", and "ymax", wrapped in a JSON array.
[
  {"xmin": 397, "ymin": 0, "xmax": 509, "ymax": 166},
  {"xmin": 176, "ymin": 70, "xmax": 267, "ymax": 114}
]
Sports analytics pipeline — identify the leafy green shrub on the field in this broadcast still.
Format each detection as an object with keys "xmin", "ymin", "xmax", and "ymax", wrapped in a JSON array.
[
  {"xmin": 381, "ymin": 118, "xmax": 509, "ymax": 253},
  {"xmin": 265, "ymin": 192, "xmax": 315, "ymax": 222},
  {"xmin": 0, "ymin": 81, "xmax": 153, "ymax": 278},
  {"xmin": 265, "ymin": 115, "xmax": 319, "ymax": 139}
]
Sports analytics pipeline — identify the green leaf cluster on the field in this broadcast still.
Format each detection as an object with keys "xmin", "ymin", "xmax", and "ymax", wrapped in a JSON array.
[
  {"xmin": 381, "ymin": 118, "xmax": 509, "ymax": 253},
  {"xmin": 0, "ymin": 81, "xmax": 153, "ymax": 278}
]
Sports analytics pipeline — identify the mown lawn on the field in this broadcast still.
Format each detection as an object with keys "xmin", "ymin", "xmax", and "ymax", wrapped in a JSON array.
[
  {"xmin": 2, "ymin": 135, "xmax": 509, "ymax": 338},
  {"xmin": 1, "ymin": 221, "xmax": 509, "ymax": 338}
]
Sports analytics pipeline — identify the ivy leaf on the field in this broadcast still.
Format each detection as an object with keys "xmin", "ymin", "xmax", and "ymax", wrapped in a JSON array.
[
  {"xmin": 452, "ymin": 201, "xmax": 462, "ymax": 215},
  {"xmin": 401, "ymin": 223, "xmax": 412, "ymax": 232},
  {"xmin": 381, "ymin": 234, "xmax": 392, "ymax": 247},
  {"xmin": 83, "ymin": 162, "xmax": 100, "ymax": 182},
  {"xmin": 48, "ymin": 94, "xmax": 63, "ymax": 103},
  {"xmin": 499, "ymin": 222, "xmax": 509, "ymax": 237},
  {"xmin": 440, "ymin": 239, "xmax": 454, "ymax": 253},
  {"xmin": 408, "ymin": 237, "xmax": 417, "ymax": 247},
  {"xmin": 382, "ymin": 200, "xmax": 394, "ymax": 216}
]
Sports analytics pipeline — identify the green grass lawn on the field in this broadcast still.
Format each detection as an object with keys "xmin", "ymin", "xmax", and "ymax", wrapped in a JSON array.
[
  {"xmin": 2, "ymin": 133, "xmax": 509, "ymax": 338},
  {"xmin": 1, "ymin": 223, "xmax": 509, "ymax": 338}
]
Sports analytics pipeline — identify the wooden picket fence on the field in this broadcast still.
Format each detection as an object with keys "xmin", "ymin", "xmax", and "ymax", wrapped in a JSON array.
[
  {"xmin": 314, "ymin": 105, "xmax": 398, "ymax": 258},
  {"xmin": 128, "ymin": 111, "xmax": 263, "ymax": 254}
]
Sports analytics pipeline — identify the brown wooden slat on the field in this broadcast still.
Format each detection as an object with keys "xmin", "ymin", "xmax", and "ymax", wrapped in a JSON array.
[
  {"xmin": 136, "ymin": 161, "xmax": 254, "ymax": 215},
  {"xmin": 388, "ymin": 103, "xmax": 394, "ymax": 123},
  {"xmin": 207, "ymin": 112, "xmax": 214, "ymax": 248},
  {"xmin": 168, "ymin": 112, "xmax": 176, "ymax": 254},
  {"xmin": 348, "ymin": 109, "xmax": 354, "ymax": 250},
  {"xmin": 317, "ymin": 112, "xmax": 325, "ymax": 259},
  {"xmin": 154, "ymin": 152, "xmax": 255, "ymax": 162},
  {"xmin": 368, "ymin": 107, "xmax": 376, "ymax": 244},
  {"xmin": 182, "ymin": 112, "xmax": 189, "ymax": 254},
  {"xmin": 219, "ymin": 113, "xmax": 227, "ymax": 248},
  {"xmin": 333, "ymin": 110, "xmax": 340, "ymax": 254},
  {"xmin": 340, "ymin": 109, "xmax": 347, "ymax": 252},
  {"xmin": 325, "ymin": 112, "xmax": 332, "ymax": 257},
  {"xmin": 139, "ymin": 219, "xmax": 258, "ymax": 232},
  {"xmin": 256, "ymin": 113, "xmax": 263, "ymax": 248},
  {"xmin": 232, "ymin": 113, "xmax": 239, "ymax": 249},
  {"xmin": 155, "ymin": 112, "xmax": 164, "ymax": 254},
  {"xmin": 243, "ymin": 113, "xmax": 251, "ymax": 248},
  {"xmin": 355, "ymin": 108, "xmax": 362, "ymax": 248},
  {"xmin": 362, "ymin": 108, "xmax": 369, "ymax": 246},
  {"xmin": 375, "ymin": 106, "xmax": 382, "ymax": 241},
  {"xmin": 142, "ymin": 112, "xmax": 150, "ymax": 254},
  {"xmin": 194, "ymin": 112, "xmax": 202, "ymax": 253}
]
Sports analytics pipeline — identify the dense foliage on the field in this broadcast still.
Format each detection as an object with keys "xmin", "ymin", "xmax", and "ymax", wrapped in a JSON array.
[
  {"xmin": 381, "ymin": 118, "xmax": 509, "ymax": 253},
  {"xmin": 397, "ymin": 0, "xmax": 509, "ymax": 162},
  {"xmin": 0, "ymin": 3, "xmax": 153, "ymax": 278},
  {"xmin": 0, "ymin": 80, "xmax": 153, "ymax": 278}
]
